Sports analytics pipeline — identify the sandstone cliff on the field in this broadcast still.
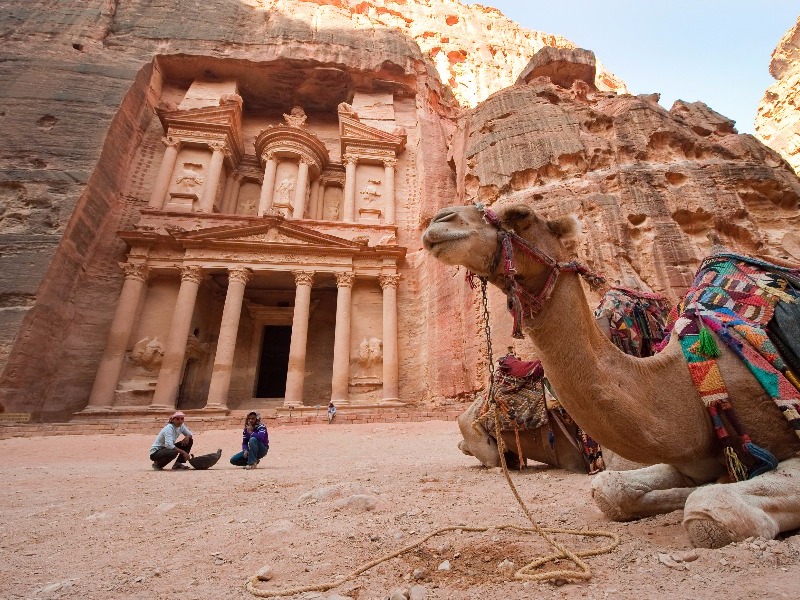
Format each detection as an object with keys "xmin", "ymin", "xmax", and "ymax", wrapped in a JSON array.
[
  {"xmin": 756, "ymin": 17, "xmax": 800, "ymax": 175},
  {"xmin": 0, "ymin": 0, "xmax": 797, "ymax": 420}
]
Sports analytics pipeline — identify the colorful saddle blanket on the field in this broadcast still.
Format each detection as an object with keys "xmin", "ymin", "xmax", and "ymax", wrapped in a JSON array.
[
  {"xmin": 669, "ymin": 253, "xmax": 800, "ymax": 480},
  {"xmin": 594, "ymin": 287, "xmax": 671, "ymax": 357}
]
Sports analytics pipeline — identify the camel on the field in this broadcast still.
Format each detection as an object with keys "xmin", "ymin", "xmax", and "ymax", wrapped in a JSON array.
[
  {"xmin": 458, "ymin": 288, "xmax": 667, "ymax": 473},
  {"xmin": 423, "ymin": 203, "xmax": 800, "ymax": 548}
]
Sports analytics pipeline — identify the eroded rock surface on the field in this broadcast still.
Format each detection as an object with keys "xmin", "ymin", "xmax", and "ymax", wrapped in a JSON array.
[{"xmin": 756, "ymin": 17, "xmax": 800, "ymax": 175}]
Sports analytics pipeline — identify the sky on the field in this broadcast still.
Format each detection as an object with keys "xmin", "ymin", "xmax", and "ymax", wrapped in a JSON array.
[{"xmin": 465, "ymin": 1, "xmax": 798, "ymax": 134}]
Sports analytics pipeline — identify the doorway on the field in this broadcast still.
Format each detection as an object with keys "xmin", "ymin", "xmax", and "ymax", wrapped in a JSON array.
[{"xmin": 256, "ymin": 325, "xmax": 292, "ymax": 398}]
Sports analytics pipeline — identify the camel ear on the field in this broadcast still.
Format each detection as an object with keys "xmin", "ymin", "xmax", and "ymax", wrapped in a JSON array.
[
  {"xmin": 498, "ymin": 204, "xmax": 535, "ymax": 232},
  {"xmin": 546, "ymin": 215, "xmax": 581, "ymax": 239}
]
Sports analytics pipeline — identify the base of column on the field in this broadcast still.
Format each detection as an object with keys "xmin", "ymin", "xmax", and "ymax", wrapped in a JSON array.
[
  {"xmin": 281, "ymin": 400, "xmax": 303, "ymax": 408},
  {"xmin": 76, "ymin": 405, "xmax": 114, "ymax": 415},
  {"xmin": 202, "ymin": 403, "xmax": 230, "ymax": 414},
  {"xmin": 147, "ymin": 404, "xmax": 177, "ymax": 412},
  {"xmin": 378, "ymin": 398, "xmax": 405, "ymax": 406}
]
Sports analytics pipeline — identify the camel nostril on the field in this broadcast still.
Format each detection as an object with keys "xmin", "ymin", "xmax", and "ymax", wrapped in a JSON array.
[{"xmin": 432, "ymin": 210, "xmax": 456, "ymax": 223}]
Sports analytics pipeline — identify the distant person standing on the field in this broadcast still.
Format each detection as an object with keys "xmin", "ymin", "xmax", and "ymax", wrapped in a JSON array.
[
  {"xmin": 149, "ymin": 411, "xmax": 193, "ymax": 470},
  {"xmin": 230, "ymin": 412, "xmax": 269, "ymax": 470},
  {"xmin": 327, "ymin": 401, "xmax": 337, "ymax": 423}
]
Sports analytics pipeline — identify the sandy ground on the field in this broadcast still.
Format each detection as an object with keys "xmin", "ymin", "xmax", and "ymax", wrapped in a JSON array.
[{"xmin": 1, "ymin": 420, "xmax": 798, "ymax": 600}]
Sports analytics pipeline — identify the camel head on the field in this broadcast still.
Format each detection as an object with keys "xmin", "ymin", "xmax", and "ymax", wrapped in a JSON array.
[{"xmin": 422, "ymin": 203, "xmax": 580, "ymax": 281}]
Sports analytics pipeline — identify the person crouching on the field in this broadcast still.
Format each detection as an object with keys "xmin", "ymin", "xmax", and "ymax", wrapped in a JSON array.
[
  {"xmin": 230, "ymin": 411, "xmax": 269, "ymax": 470},
  {"xmin": 150, "ymin": 411, "xmax": 193, "ymax": 470}
]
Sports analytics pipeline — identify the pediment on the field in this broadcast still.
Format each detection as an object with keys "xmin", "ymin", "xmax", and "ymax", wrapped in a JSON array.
[
  {"xmin": 157, "ymin": 102, "xmax": 241, "ymax": 129},
  {"xmin": 171, "ymin": 218, "xmax": 362, "ymax": 250},
  {"xmin": 339, "ymin": 114, "xmax": 406, "ymax": 154}
]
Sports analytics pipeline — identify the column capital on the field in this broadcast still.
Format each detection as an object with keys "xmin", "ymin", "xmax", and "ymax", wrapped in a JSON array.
[
  {"xmin": 121, "ymin": 262, "xmax": 150, "ymax": 282},
  {"xmin": 342, "ymin": 154, "xmax": 359, "ymax": 167},
  {"xmin": 208, "ymin": 140, "xmax": 227, "ymax": 153},
  {"xmin": 179, "ymin": 265, "xmax": 205, "ymax": 285},
  {"xmin": 383, "ymin": 157, "xmax": 398, "ymax": 168},
  {"xmin": 299, "ymin": 156, "xmax": 314, "ymax": 166},
  {"xmin": 379, "ymin": 274, "xmax": 401, "ymax": 289},
  {"xmin": 335, "ymin": 272, "xmax": 356, "ymax": 288},
  {"xmin": 162, "ymin": 136, "xmax": 180, "ymax": 149},
  {"xmin": 293, "ymin": 270, "xmax": 315, "ymax": 286},
  {"xmin": 228, "ymin": 267, "xmax": 252, "ymax": 285},
  {"xmin": 262, "ymin": 150, "xmax": 277, "ymax": 163}
]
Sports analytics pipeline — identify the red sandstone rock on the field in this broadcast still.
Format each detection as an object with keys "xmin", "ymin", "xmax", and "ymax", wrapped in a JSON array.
[
  {"xmin": 0, "ymin": 1, "xmax": 796, "ymax": 422},
  {"xmin": 756, "ymin": 17, "xmax": 800, "ymax": 175}
]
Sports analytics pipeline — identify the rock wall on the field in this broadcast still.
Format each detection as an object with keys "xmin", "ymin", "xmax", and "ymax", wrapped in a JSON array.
[
  {"xmin": 0, "ymin": 0, "xmax": 797, "ymax": 419},
  {"xmin": 756, "ymin": 17, "xmax": 800, "ymax": 175}
]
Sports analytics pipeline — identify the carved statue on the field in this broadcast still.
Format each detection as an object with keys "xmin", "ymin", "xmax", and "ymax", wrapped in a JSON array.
[
  {"xmin": 324, "ymin": 195, "xmax": 340, "ymax": 220},
  {"xmin": 275, "ymin": 177, "xmax": 295, "ymax": 204},
  {"xmin": 356, "ymin": 337, "xmax": 383, "ymax": 368},
  {"xmin": 175, "ymin": 163, "xmax": 204, "ymax": 188},
  {"xmin": 129, "ymin": 337, "xmax": 164, "ymax": 371},
  {"xmin": 283, "ymin": 106, "xmax": 308, "ymax": 128},
  {"xmin": 360, "ymin": 179, "xmax": 382, "ymax": 202}
]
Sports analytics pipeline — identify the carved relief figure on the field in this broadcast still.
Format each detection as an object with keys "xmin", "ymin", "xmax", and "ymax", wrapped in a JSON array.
[
  {"xmin": 175, "ymin": 163, "xmax": 204, "ymax": 188},
  {"xmin": 324, "ymin": 195, "xmax": 340, "ymax": 220},
  {"xmin": 357, "ymin": 337, "xmax": 383, "ymax": 368},
  {"xmin": 360, "ymin": 179, "xmax": 382, "ymax": 202},
  {"xmin": 274, "ymin": 177, "xmax": 295, "ymax": 204}
]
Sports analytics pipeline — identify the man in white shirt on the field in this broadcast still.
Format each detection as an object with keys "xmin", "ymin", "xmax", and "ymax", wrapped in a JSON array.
[{"xmin": 149, "ymin": 411, "xmax": 194, "ymax": 470}]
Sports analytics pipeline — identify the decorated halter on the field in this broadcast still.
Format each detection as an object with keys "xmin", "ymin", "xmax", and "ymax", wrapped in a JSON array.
[{"xmin": 467, "ymin": 203, "xmax": 606, "ymax": 339}]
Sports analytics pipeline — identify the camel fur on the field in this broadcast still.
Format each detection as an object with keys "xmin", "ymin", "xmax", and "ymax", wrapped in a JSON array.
[{"xmin": 423, "ymin": 203, "xmax": 800, "ymax": 548}]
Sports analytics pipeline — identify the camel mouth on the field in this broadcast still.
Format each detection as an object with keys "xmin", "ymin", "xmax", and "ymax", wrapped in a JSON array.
[{"xmin": 422, "ymin": 228, "xmax": 470, "ymax": 253}]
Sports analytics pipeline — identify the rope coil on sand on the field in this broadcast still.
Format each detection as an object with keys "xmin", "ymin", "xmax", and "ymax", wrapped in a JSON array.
[{"xmin": 245, "ymin": 277, "xmax": 620, "ymax": 597}]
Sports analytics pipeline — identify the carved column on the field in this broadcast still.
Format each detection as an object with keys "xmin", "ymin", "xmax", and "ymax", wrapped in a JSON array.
[
  {"xmin": 150, "ymin": 266, "xmax": 204, "ymax": 409},
  {"xmin": 225, "ymin": 175, "xmax": 244, "ymax": 214},
  {"xmin": 205, "ymin": 267, "xmax": 251, "ymax": 410},
  {"xmin": 330, "ymin": 272, "xmax": 355, "ymax": 405},
  {"xmin": 315, "ymin": 180, "xmax": 326, "ymax": 220},
  {"xmin": 83, "ymin": 263, "xmax": 150, "ymax": 412},
  {"xmin": 292, "ymin": 158, "xmax": 311, "ymax": 219},
  {"xmin": 383, "ymin": 157, "xmax": 397, "ymax": 225},
  {"xmin": 342, "ymin": 154, "xmax": 358, "ymax": 222},
  {"xmin": 148, "ymin": 137, "xmax": 180, "ymax": 209},
  {"xmin": 257, "ymin": 151, "xmax": 278, "ymax": 216},
  {"xmin": 283, "ymin": 271, "xmax": 314, "ymax": 407},
  {"xmin": 379, "ymin": 274, "xmax": 401, "ymax": 403},
  {"xmin": 198, "ymin": 141, "xmax": 227, "ymax": 213},
  {"xmin": 308, "ymin": 180, "xmax": 320, "ymax": 221}
]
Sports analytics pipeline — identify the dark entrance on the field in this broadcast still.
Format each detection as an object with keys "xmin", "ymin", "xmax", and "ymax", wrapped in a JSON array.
[{"xmin": 256, "ymin": 325, "xmax": 292, "ymax": 398}]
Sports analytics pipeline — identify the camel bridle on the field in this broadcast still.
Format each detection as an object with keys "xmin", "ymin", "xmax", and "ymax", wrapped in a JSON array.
[{"xmin": 468, "ymin": 203, "xmax": 606, "ymax": 338}]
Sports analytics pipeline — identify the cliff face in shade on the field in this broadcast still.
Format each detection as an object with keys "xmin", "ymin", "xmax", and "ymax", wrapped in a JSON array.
[
  {"xmin": 0, "ymin": 0, "xmax": 796, "ymax": 419},
  {"xmin": 756, "ymin": 17, "xmax": 800, "ymax": 176}
]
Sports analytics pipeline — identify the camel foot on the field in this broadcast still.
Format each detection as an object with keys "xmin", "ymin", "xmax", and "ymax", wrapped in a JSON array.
[
  {"xmin": 683, "ymin": 517, "xmax": 734, "ymax": 549},
  {"xmin": 683, "ymin": 478, "xmax": 784, "ymax": 548}
]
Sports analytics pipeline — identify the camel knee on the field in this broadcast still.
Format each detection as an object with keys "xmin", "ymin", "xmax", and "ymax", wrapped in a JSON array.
[
  {"xmin": 683, "ymin": 483, "xmax": 780, "ymax": 549},
  {"xmin": 592, "ymin": 465, "xmax": 697, "ymax": 521}
]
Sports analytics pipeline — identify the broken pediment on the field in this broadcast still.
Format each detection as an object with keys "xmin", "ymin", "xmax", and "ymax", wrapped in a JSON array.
[{"xmin": 338, "ymin": 111, "xmax": 406, "ymax": 157}]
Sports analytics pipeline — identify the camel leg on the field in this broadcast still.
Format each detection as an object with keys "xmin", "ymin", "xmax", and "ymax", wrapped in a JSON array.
[
  {"xmin": 683, "ymin": 457, "xmax": 800, "ymax": 549},
  {"xmin": 591, "ymin": 464, "xmax": 699, "ymax": 521}
]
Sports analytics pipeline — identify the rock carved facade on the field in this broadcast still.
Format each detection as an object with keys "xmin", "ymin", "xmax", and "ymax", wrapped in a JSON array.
[{"xmin": 0, "ymin": 0, "xmax": 798, "ymax": 421}]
